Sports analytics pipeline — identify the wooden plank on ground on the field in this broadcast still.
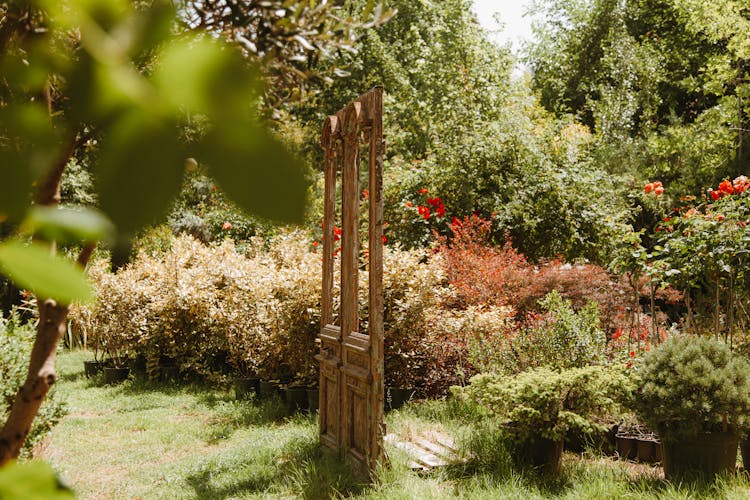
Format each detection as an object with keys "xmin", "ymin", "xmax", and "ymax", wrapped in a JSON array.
[{"xmin": 385, "ymin": 432, "xmax": 459, "ymax": 471}]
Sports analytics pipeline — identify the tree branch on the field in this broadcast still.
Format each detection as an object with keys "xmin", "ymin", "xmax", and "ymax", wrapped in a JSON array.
[
  {"xmin": 0, "ymin": 126, "xmax": 97, "ymax": 465},
  {"xmin": 0, "ymin": 242, "xmax": 96, "ymax": 465}
]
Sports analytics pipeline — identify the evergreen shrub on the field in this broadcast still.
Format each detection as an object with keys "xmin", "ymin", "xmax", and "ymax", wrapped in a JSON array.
[
  {"xmin": 454, "ymin": 365, "xmax": 632, "ymax": 443},
  {"xmin": 633, "ymin": 335, "xmax": 750, "ymax": 442}
]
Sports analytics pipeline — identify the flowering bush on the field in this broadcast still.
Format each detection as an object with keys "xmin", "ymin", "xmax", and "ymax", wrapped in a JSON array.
[{"xmin": 647, "ymin": 175, "xmax": 750, "ymax": 339}]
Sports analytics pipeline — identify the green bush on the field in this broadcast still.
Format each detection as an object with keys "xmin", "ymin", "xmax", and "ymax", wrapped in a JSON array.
[
  {"xmin": 0, "ymin": 313, "xmax": 68, "ymax": 457},
  {"xmin": 455, "ymin": 365, "xmax": 632, "ymax": 443},
  {"xmin": 633, "ymin": 335, "xmax": 750, "ymax": 442},
  {"xmin": 72, "ymin": 234, "xmax": 458, "ymax": 388},
  {"xmin": 468, "ymin": 291, "xmax": 607, "ymax": 374}
]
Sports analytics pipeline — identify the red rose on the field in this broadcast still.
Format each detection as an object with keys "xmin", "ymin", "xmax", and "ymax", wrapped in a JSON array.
[
  {"xmin": 719, "ymin": 179, "xmax": 734, "ymax": 194},
  {"xmin": 644, "ymin": 183, "xmax": 654, "ymax": 194}
]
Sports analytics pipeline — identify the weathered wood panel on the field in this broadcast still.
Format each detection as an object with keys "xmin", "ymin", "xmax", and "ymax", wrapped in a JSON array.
[{"xmin": 318, "ymin": 87, "xmax": 385, "ymax": 475}]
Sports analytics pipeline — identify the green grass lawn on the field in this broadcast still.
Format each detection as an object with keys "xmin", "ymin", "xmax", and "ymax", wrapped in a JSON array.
[{"xmin": 41, "ymin": 350, "xmax": 750, "ymax": 499}]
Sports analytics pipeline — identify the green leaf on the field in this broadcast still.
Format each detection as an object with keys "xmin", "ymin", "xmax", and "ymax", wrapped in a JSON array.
[
  {"xmin": 152, "ymin": 36, "xmax": 262, "ymax": 119},
  {"xmin": 96, "ymin": 111, "xmax": 185, "ymax": 235},
  {"xmin": 0, "ymin": 151, "xmax": 33, "ymax": 223},
  {"xmin": 0, "ymin": 103, "xmax": 61, "ymax": 221},
  {"xmin": 0, "ymin": 241, "xmax": 93, "ymax": 304},
  {"xmin": 198, "ymin": 125, "xmax": 307, "ymax": 224},
  {"xmin": 21, "ymin": 206, "xmax": 115, "ymax": 244},
  {"xmin": 0, "ymin": 460, "xmax": 74, "ymax": 499}
]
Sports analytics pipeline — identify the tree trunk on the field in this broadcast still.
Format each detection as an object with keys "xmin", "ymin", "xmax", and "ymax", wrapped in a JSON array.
[
  {"xmin": 0, "ymin": 299, "xmax": 68, "ymax": 464},
  {"xmin": 0, "ymin": 129, "xmax": 94, "ymax": 464},
  {"xmin": 0, "ymin": 244, "xmax": 94, "ymax": 466}
]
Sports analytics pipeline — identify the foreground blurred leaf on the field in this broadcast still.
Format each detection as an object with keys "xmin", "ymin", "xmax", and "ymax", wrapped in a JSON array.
[
  {"xmin": 22, "ymin": 206, "xmax": 115, "ymax": 244},
  {"xmin": 0, "ymin": 103, "xmax": 61, "ymax": 221},
  {"xmin": 153, "ymin": 36, "xmax": 261, "ymax": 117},
  {"xmin": 96, "ymin": 111, "xmax": 184, "ymax": 235},
  {"xmin": 0, "ymin": 460, "xmax": 74, "ymax": 499},
  {"xmin": 199, "ymin": 125, "xmax": 307, "ymax": 224},
  {"xmin": 0, "ymin": 241, "xmax": 93, "ymax": 304}
]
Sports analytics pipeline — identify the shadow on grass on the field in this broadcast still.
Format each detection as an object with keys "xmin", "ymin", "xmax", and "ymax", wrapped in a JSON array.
[
  {"xmin": 184, "ymin": 434, "xmax": 367, "ymax": 499},
  {"xmin": 58, "ymin": 369, "xmax": 87, "ymax": 384},
  {"xmin": 445, "ymin": 423, "xmax": 747, "ymax": 498},
  {"xmin": 201, "ymin": 397, "xmax": 293, "ymax": 443}
]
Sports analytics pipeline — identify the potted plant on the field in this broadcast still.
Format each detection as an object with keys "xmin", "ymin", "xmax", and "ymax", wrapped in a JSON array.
[
  {"xmin": 633, "ymin": 335, "xmax": 750, "ymax": 480},
  {"xmin": 455, "ymin": 365, "xmax": 631, "ymax": 474},
  {"xmin": 71, "ymin": 304, "xmax": 105, "ymax": 378},
  {"xmin": 83, "ymin": 333, "xmax": 105, "ymax": 379},
  {"xmin": 229, "ymin": 350, "xmax": 260, "ymax": 400},
  {"xmin": 100, "ymin": 329, "xmax": 130, "ymax": 384}
]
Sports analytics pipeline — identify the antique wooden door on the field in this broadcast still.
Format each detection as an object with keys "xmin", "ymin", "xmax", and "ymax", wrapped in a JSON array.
[{"xmin": 317, "ymin": 87, "xmax": 385, "ymax": 473}]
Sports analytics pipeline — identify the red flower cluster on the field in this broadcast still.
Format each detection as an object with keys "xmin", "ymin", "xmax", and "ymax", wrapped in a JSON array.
[
  {"xmin": 709, "ymin": 176, "xmax": 748, "ymax": 200},
  {"xmin": 409, "ymin": 189, "xmax": 447, "ymax": 220},
  {"xmin": 427, "ymin": 197, "xmax": 446, "ymax": 218},
  {"xmin": 644, "ymin": 180, "xmax": 664, "ymax": 196},
  {"xmin": 418, "ymin": 205, "xmax": 430, "ymax": 220},
  {"xmin": 333, "ymin": 225, "xmax": 342, "ymax": 242}
]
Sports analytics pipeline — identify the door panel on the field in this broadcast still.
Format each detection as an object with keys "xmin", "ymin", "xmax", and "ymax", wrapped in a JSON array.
[{"xmin": 318, "ymin": 88, "xmax": 385, "ymax": 474}]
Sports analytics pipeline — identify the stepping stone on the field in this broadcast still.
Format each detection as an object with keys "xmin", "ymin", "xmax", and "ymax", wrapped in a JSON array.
[{"xmin": 385, "ymin": 431, "xmax": 460, "ymax": 471}]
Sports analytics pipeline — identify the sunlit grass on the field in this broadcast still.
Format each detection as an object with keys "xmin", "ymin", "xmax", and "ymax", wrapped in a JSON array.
[{"xmin": 42, "ymin": 350, "xmax": 750, "ymax": 499}]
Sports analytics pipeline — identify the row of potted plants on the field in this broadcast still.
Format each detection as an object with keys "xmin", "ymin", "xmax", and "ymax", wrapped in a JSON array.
[
  {"xmin": 456, "ymin": 334, "xmax": 750, "ymax": 480},
  {"xmin": 233, "ymin": 376, "xmax": 415, "ymax": 414}
]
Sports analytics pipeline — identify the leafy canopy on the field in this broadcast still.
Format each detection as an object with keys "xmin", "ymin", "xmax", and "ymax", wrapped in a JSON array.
[{"xmin": 0, "ymin": 0, "xmax": 307, "ymax": 303}]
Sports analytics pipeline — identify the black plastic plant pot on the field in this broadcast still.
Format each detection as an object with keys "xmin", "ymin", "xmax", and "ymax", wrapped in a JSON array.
[
  {"xmin": 518, "ymin": 436, "xmax": 564, "ymax": 475},
  {"xmin": 160, "ymin": 365, "xmax": 179, "ymax": 382},
  {"xmin": 741, "ymin": 438, "xmax": 750, "ymax": 470},
  {"xmin": 259, "ymin": 380, "xmax": 279, "ymax": 399},
  {"xmin": 285, "ymin": 386, "xmax": 309, "ymax": 413},
  {"xmin": 616, "ymin": 434, "xmax": 638, "ymax": 461},
  {"xmin": 103, "ymin": 366, "xmax": 130, "ymax": 385},
  {"xmin": 662, "ymin": 432, "xmax": 739, "ymax": 481},
  {"xmin": 636, "ymin": 438, "xmax": 658, "ymax": 463},
  {"xmin": 128, "ymin": 355, "xmax": 147, "ymax": 375},
  {"xmin": 234, "ymin": 377, "xmax": 260, "ymax": 400},
  {"xmin": 307, "ymin": 388, "xmax": 320, "ymax": 413},
  {"xmin": 385, "ymin": 387, "xmax": 415, "ymax": 411},
  {"xmin": 83, "ymin": 360, "xmax": 103, "ymax": 378}
]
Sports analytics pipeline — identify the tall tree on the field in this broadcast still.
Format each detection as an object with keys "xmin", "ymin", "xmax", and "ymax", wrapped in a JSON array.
[{"xmin": 528, "ymin": 0, "xmax": 750, "ymax": 194}]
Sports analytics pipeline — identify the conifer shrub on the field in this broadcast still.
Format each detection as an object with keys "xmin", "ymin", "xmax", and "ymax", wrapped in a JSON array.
[
  {"xmin": 454, "ymin": 365, "xmax": 632, "ymax": 443},
  {"xmin": 633, "ymin": 335, "xmax": 750, "ymax": 442}
]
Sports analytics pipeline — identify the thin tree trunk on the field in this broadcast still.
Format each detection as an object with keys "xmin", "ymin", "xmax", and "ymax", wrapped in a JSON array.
[
  {"xmin": 728, "ymin": 270, "xmax": 735, "ymax": 348},
  {"xmin": 0, "ymin": 128, "xmax": 95, "ymax": 464},
  {"xmin": 715, "ymin": 279, "xmax": 720, "ymax": 341},
  {"xmin": 650, "ymin": 282, "xmax": 658, "ymax": 344}
]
